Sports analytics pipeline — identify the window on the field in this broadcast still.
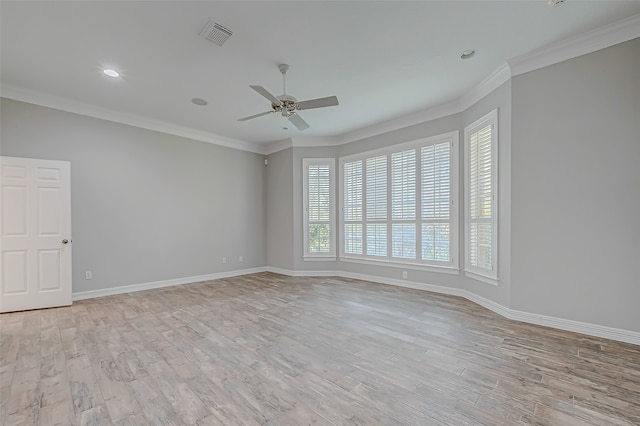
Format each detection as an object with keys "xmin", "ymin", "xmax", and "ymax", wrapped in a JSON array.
[
  {"xmin": 391, "ymin": 150, "xmax": 416, "ymax": 259},
  {"xmin": 343, "ymin": 160, "xmax": 363, "ymax": 255},
  {"xmin": 366, "ymin": 156, "xmax": 387, "ymax": 256},
  {"xmin": 340, "ymin": 132, "xmax": 458, "ymax": 270},
  {"xmin": 303, "ymin": 159, "xmax": 336, "ymax": 259},
  {"xmin": 422, "ymin": 142, "xmax": 451, "ymax": 262},
  {"xmin": 464, "ymin": 110, "xmax": 498, "ymax": 282}
]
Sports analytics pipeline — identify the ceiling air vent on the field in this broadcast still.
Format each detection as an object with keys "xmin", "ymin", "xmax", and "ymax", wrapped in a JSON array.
[{"xmin": 200, "ymin": 19, "xmax": 232, "ymax": 46}]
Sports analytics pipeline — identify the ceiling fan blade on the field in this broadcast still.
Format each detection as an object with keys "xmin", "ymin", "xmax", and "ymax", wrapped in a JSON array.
[
  {"xmin": 238, "ymin": 111, "xmax": 273, "ymax": 121},
  {"xmin": 249, "ymin": 85, "xmax": 281, "ymax": 106},
  {"xmin": 296, "ymin": 96, "xmax": 339, "ymax": 110},
  {"xmin": 288, "ymin": 113, "xmax": 310, "ymax": 131}
]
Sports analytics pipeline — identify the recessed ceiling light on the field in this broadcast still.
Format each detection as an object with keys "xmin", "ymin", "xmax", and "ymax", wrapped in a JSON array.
[
  {"xmin": 460, "ymin": 49, "xmax": 476, "ymax": 60},
  {"xmin": 191, "ymin": 98, "xmax": 208, "ymax": 106},
  {"xmin": 103, "ymin": 69, "xmax": 120, "ymax": 78}
]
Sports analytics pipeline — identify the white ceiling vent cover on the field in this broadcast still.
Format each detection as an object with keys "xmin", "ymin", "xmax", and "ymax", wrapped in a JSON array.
[{"xmin": 200, "ymin": 19, "xmax": 232, "ymax": 46}]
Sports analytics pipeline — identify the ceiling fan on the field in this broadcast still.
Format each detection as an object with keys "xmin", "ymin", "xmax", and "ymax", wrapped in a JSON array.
[{"xmin": 238, "ymin": 64, "xmax": 339, "ymax": 131}]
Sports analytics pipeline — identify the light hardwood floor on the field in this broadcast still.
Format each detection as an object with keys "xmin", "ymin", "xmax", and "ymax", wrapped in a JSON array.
[{"xmin": 1, "ymin": 272, "xmax": 639, "ymax": 425}]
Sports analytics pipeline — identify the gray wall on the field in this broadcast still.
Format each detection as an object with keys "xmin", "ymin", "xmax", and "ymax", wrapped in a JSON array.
[
  {"xmin": 1, "ymin": 98, "xmax": 266, "ymax": 293},
  {"xmin": 265, "ymin": 146, "xmax": 294, "ymax": 270},
  {"xmin": 511, "ymin": 38, "xmax": 640, "ymax": 331},
  {"xmin": 461, "ymin": 81, "xmax": 512, "ymax": 307}
]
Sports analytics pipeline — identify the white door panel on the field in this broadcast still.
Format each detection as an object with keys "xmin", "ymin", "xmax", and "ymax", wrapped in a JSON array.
[{"xmin": 1, "ymin": 156, "xmax": 72, "ymax": 312}]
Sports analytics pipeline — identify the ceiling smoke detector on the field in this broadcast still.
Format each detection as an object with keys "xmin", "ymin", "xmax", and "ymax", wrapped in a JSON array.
[{"xmin": 200, "ymin": 19, "xmax": 232, "ymax": 46}]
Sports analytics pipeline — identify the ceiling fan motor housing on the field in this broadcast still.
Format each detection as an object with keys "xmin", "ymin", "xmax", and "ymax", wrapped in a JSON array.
[{"xmin": 275, "ymin": 95, "xmax": 298, "ymax": 116}]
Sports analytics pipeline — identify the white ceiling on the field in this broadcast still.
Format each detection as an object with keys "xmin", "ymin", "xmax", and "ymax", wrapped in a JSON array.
[{"xmin": 2, "ymin": 1, "xmax": 639, "ymax": 151}]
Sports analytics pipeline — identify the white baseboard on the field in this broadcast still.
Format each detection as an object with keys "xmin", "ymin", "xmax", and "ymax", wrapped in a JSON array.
[
  {"xmin": 500, "ymin": 307, "xmax": 640, "ymax": 347},
  {"xmin": 339, "ymin": 270, "xmax": 468, "ymax": 298},
  {"xmin": 72, "ymin": 267, "xmax": 267, "ymax": 301},
  {"xmin": 264, "ymin": 266, "xmax": 337, "ymax": 277},
  {"xmin": 72, "ymin": 265, "xmax": 640, "ymax": 346},
  {"xmin": 266, "ymin": 267, "xmax": 640, "ymax": 346}
]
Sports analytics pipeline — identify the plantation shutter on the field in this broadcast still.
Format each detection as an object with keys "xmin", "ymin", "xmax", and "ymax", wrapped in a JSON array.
[
  {"xmin": 339, "ymin": 130, "xmax": 458, "ymax": 268},
  {"xmin": 469, "ymin": 123, "xmax": 493, "ymax": 270},
  {"xmin": 365, "ymin": 155, "xmax": 387, "ymax": 256},
  {"xmin": 391, "ymin": 150, "xmax": 416, "ymax": 220},
  {"xmin": 343, "ymin": 160, "xmax": 363, "ymax": 254},
  {"xmin": 306, "ymin": 164, "xmax": 331, "ymax": 253},
  {"xmin": 391, "ymin": 150, "xmax": 416, "ymax": 259},
  {"xmin": 421, "ymin": 142, "xmax": 451, "ymax": 261}
]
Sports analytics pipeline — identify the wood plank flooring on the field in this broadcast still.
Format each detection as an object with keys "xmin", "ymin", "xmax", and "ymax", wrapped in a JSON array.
[{"xmin": 1, "ymin": 272, "xmax": 639, "ymax": 425}]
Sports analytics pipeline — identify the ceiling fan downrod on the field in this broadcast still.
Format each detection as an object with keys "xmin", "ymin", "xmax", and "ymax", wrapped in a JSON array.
[{"xmin": 279, "ymin": 64, "xmax": 289, "ymax": 96}]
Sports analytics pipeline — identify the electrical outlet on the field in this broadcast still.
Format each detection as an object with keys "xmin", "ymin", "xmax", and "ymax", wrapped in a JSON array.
[
  {"xmin": 402, "ymin": 271, "xmax": 407, "ymax": 279},
  {"xmin": 239, "ymin": 255, "xmax": 243, "ymax": 262},
  {"xmin": 85, "ymin": 271, "xmax": 92, "ymax": 280},
  {"xmin": 222, "ymin": 257, "xmax": 227, "ymax": 264}
]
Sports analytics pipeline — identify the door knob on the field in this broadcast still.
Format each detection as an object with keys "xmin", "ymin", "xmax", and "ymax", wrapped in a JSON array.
[{"xmin": 62, "ymin": 239, "xmax": 69, "ymax": 244}]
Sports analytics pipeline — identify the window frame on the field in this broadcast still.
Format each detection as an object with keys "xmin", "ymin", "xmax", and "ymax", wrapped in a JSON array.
[
  {"xmin": 303, "ymin": 158, "xmax": 336, "ymax": 260},
  {"xmin": 464, "ymin": 109, "xmax": 498, "ymax": 284},
  {"xmin": 338, "ymin": 131, "xmax": 459, "ymax": 272}
]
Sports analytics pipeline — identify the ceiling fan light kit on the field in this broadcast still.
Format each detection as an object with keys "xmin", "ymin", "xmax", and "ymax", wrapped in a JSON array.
[{"xmin": 238, "ymin": 64, "xmax": 339, "ymax": 131}]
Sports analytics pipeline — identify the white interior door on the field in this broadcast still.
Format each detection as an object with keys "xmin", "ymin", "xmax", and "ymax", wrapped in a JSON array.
[{"xmin": 1, "ymin": 156, "xmax": 72, "ymax": 312}]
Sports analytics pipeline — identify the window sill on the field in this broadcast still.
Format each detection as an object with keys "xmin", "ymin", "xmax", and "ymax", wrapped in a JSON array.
[
  {"xmin": 339, "ymin": 256, "xmax": 460, "ymax": 275},
  {"xmin": 303, "ymin": 256, "xmax": 337, "ymax": 262},
  {"xmin": 464, "ymin": 270, "xmax": 499, "ymax": 286}
]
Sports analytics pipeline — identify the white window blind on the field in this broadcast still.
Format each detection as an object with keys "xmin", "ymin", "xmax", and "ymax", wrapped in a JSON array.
[
  {"xmin": 343, "ymin": 160, "xmax": 363, "ymax": 255},
  {"xmin": 340, "ymin": 132, "xmax": 458, "ymax": 269},
  {"xmin": 303, "ymin": 159, "xmax": 335, "ymax": 258},
  {"xmin": 421, "ymin": 142, "xmax": 451, "ymax": 262},
  {"xmin": 366, "ymin": 223, "xmax": 387, "ymax": 257},
  {"xmin": 392, "ymin": 223, "xmax": 416, "ymax": 259},
  {"xmin": 366, "ymin": 156, "xmax": 387, "ymax": 256},
  {"xmin": 391, "ymin": 150, "xmax": 416, "ymax": 221},
  {"xmin": 465, "ymin": 110, "xmax": 497, "ymax": 280},
  {"xmin": 391, "ymin": 150, "xmax": 416, "ymax": 259},
  {"xmin": 366, "ymin": 156, "xmax": 387, "ymax": 221},
  {"xmin": 421, "ymin": 143, "xmax": 450, "ymax": 220},
  {"xmin": 307, "ymin": 164, "xmax": 330, "ymax": 253}
]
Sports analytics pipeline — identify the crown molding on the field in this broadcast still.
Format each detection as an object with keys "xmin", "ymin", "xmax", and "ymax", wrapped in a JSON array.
[
  {"xmin": 460, "ymin": 63, "xmax": 511, "ymax": 109},
  {"xmin": 263, "ymin": 138, "xmax": 293, "ymax": 155},
  {"xmin": 335, "ymin": 98, "xmax": 465, "ymax": 146},
  {"xmin": 0, "ymin": 85, "xmax": 264, "ymax": 154},
  {"xmin": 263, "ymin": 62, "xmax": 510, "ymax": 153},
  {"xmin": 296, "ymin": 62, "xmax": 511, "ymax": 150},
  {"xmin": 508, "ymin": 13, "xmax": 640, "ymax": 77},
  {"xmin": 338, "ymin": 10, "xmax": 639, "ymax": 148},
  {"xmin": 292, "ymin": 136, "xmax": 341, "ymax": 148},
  {"xmin": 3, "ymin": 14, "xmax": 637, "ymax": 156},
  {"xmin": 263, "ymin": 136, "xmax": 342, "ymax": 155}
]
